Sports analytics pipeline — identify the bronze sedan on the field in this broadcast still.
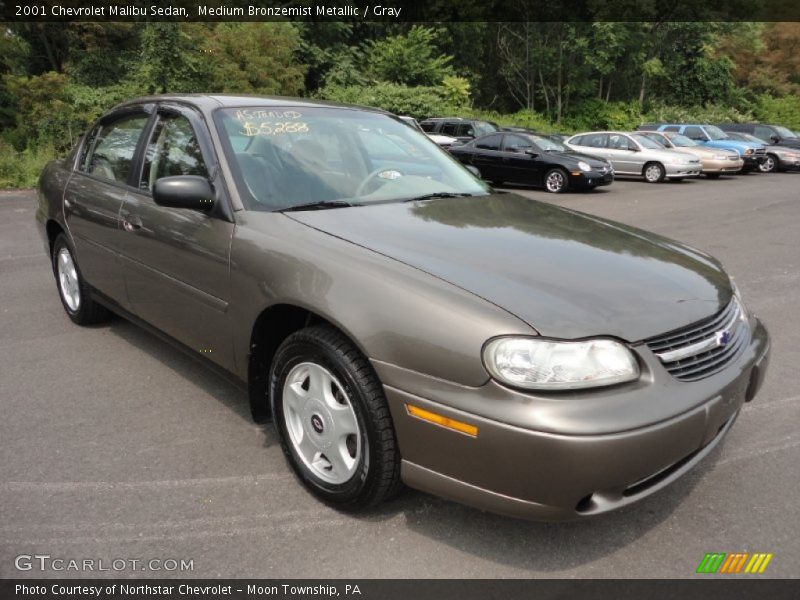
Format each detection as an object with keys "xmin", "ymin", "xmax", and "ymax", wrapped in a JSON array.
[
  {"xmin": 36, "ymin": 96, "xmax": 770, "ymax": 520},
  {"xmin": 638, "ymin": 130, "xmax": 744, "ymax": 177}
]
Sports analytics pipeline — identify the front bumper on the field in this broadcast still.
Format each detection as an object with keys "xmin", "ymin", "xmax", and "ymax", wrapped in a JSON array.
[
  {"xmin": 665, "ymin": 163, "xmax": 702, "ymax": 178},
  {"xmin": 701, "ymin": 157, "xmax": 744, "ymax": 173},
  {"xmin": 742, "ymin": 155, "xmax": 765, "ymax": 169},
  {"xmin": 378, "ymin": 318, "xmax": 770, "ymax": 520},
  {"xmin": 570, "ymin": 170, "xmax": 614, "ymax": 188}
]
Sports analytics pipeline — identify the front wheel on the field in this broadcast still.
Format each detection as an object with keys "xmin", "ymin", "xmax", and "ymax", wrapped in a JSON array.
[
  {"xmin": 51, "ymin": 234, "xmax": 111, "ymax": 325},
  {"xmin": 543, "ymin": 168, "xmax": 568, "ymax": 193},
  {"xmin": 270, "ymin": 325, "xmax": 401, "ymax": 510},
  {"xmin": 760, "ymin": 155, "xmax": 778, "ymax": 173},
  {"xmin": 643, "ymin": 162, "xmax": 665, "ymax": 183}
]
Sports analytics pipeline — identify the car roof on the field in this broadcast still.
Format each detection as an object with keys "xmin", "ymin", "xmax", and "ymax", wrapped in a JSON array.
[{"xmin": 110, "ymin": 94, "xmax": 391, "ymax": 116}]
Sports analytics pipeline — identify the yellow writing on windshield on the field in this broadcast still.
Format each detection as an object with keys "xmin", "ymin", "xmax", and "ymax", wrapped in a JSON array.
[{"xmin": 241, "ymin": 121, "xmax": 310, "ymax": 137}]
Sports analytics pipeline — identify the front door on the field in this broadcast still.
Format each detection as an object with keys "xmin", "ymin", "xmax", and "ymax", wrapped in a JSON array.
[
  {"xmin": 470, "ymin": 133, "xmax": 505, "ymax": 181},
  {"xmin": 500, "ymin": 134, "xmax": 543, "ymax": 185},
  {"xmin": 119, "ymin": 107, "xmax": 236, "ymax": 372}
]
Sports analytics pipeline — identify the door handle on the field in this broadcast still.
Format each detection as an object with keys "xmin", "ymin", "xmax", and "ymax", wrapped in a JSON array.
[{"xmin": 122, "ymin": 214, "xmax": 142, "ymax": 232}]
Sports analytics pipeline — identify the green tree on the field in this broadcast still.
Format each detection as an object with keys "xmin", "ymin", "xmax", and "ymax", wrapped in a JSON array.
[
  {"xmin": 202, "ymin": 23, "xmax": 307, "ymax": 95},
  {"xmin": 363, "ymin": 26, "xmax": 453, "ymax": 86},
  {"xmin": 133, "ymin": 23, "xmax": 208, "ymax": 94}
]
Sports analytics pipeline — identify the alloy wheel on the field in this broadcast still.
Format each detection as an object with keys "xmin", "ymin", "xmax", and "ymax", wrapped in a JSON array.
[
  {"xmin": 545, "ymin": 170, "xmax": 566, "ymax": 193},
  {"xmin": 282, "ymin": 362, "xmax": 361, "ymax": 485},
  {"xmin": 56, "ymin": 247, "xmax": 81, "ymax": 311},
  {"xmin": 760, "ymin": 156, "xmax": 776, "ymax": 173},
  {"xmin": 645, "ymin": 164, "xmax": 664, "ymax": 183}
]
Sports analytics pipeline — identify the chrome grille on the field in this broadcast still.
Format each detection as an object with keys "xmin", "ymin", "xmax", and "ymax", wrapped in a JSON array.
[
  {"xmin": 728, "ymin": 155, "xmax": 740, "ymax": 161},
  {"xmin": 646, "ymin": 299, "xmax": 749, "ymax": 382},
  {"xmin": 755, "ymin": 148, "xmax": 766, "ymax": 156}
]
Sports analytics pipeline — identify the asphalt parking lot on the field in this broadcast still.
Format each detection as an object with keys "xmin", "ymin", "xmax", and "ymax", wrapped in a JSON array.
[{"xmin": 1, "ymin": 172, "xmax": 798, "ymax": 579}]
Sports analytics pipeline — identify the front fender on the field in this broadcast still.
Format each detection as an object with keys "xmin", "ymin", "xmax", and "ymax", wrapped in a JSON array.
[{"xmin": 229, "ymin": 211, "xmax": 535, "ymax": 386}]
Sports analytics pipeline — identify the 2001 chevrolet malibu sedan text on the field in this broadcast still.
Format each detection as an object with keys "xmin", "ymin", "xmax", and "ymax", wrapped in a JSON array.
[{"xmin": 36, "ymin": 96, "xmax": 771, "ymax": 520}]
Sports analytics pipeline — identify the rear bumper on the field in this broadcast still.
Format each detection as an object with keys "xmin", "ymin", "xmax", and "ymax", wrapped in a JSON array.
[
  {"xmin": 777, "ymin": 156, "xmax": 800, "ymax": 171},
  {"xmin": 383, "ymin": 319, "xmax": 770, "ymax": 521}
]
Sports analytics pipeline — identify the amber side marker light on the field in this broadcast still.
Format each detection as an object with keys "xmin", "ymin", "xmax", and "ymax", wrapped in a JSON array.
[{"xmin": 405, "ymin": 404, "xmax": 478, "ymax": 437}]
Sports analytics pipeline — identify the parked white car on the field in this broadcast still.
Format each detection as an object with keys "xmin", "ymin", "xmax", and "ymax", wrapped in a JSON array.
[
  {"xmin": 566, "ymin": 131, "xmax": 701, "ymax": 182},
  {"xmin": 399, "ymin": 116, "xmax": 459, "ymax": 148}
]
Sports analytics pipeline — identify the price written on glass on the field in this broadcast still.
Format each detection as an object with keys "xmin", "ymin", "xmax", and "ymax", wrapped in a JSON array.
[{"xmin": 241, "ymin": 121, "xmax": 310, "ymax": 137}]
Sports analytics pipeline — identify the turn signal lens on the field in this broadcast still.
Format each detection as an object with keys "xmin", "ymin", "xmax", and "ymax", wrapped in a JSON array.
[{"xmin": 406, "ymin": 404, "xmax": 478, "ymax": 437}]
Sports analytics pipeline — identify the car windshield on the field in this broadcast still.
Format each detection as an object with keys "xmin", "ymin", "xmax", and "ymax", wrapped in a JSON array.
[
  {"xmin": 741, "ymin": 133, "xmax": 765, "ymax": 144},
  {"xmin": 773, "ymin": 125, "xmax": 796, "ymax": 138},
  {"xmin": 215, "ymin": 107, "xmax": 490, "ymax": 211},
  {"xmin": 528, "ymin": 135, "xmax": 569, "ymax": 152},
  {"xmin": 705, "ymin": 126, "xmax": 729, "ymax": 140},
  {"xmin": 666, "ymin": 134, "xmax": 698, "ymax": 147},
  {"xmin": 631, "ymin": 134, "xmax": 663, "ymax": 150},
  {"xmin": 641, "ymin": 133, "xmax": 669, "ymax": 148}
]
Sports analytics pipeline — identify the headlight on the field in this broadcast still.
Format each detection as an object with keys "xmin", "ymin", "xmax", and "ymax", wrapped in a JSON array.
[
  {"xmin": 577, "ymin": 161, "xmax": 592, "ymax": 172},
  {"xmin": 483, "ymin": 337, "xmax": 640, "ymax": 391},
  {"xmin": 744, "ymin": 148, "xmax": 754, "ymax": 155}
]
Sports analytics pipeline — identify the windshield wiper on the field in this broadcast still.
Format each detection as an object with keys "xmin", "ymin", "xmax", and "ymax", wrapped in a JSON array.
[
  {"xmin": 401, "ymin": 192, "xmax": 476, "ymax": 203},
  {"xmin": 278, "ymin": 200, "xmax": 354, "ymax": 212}
]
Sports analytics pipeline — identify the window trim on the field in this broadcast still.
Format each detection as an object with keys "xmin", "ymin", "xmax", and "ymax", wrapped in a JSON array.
[{"xmin": 76, "ymin": 107, "xmax": 155, "ymax": 189}]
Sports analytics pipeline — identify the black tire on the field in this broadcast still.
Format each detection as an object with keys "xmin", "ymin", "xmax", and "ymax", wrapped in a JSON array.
[
  {"xmin": 643, "ymin": 162, "xmax": 665, "ymax": 183},
  {"xmin": 705, "ymin": 173, "xmax": 722, "ymax": 179},
  {"xmin": 490, "ymin": 180, "xmax": 504, "ymax": 187},
  {"xmin": 760, "ymin": 154, "xmax": 778, "ymax": 173},
  {"xmin": 51, "ymin": 234, "xmax": 111, "ymax": 325},
  {"xmin": 543, "ymin": 168, "xmax": 569, "ymax": 193},
  {"xmin": 269, "ymin": 325, "xmax": 401, "ymax": 510}
]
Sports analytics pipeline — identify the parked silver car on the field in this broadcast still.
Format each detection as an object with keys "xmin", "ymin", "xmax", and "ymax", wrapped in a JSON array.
[{"xmin": 566, "ymin": 131, "xmax": 701, "ymax": 182}]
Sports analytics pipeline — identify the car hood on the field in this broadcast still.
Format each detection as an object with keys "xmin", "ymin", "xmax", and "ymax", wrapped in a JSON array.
[
  {"xmin": 287, "ymin": 193, "xmax": 732, "ymax": 341},
  {"xmin": 547, "ymin": 151, "xmax": 609, "ymax": 168},
  {"xmin": 705, "ymin": 140, "xmax": 761, "ymax": 153}
]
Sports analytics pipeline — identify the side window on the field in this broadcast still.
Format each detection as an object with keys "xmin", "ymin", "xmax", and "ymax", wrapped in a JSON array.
[
  {"xmin": 608, "ymin": 134, "xmax": 629, "ymax": 150},
  {"xmin": 663, "ymin": 126, "xmax": 681, "ymax": 132},
  {"xmin": 475, "ymin": 134, "xmax": 503, "ymax": 150},
  {"xmin": 502, "ymin": 134, "xmax": 534, "ymax": 152},
  {"xmin": 82, "ymin": 114, "xmax": 149, "ymax": 183},
  {"xmin": 570, "ymin": 135, "xmax": 586, "ymax": 146},
  {"xmin": 139, "ymin": 114, "xmax": 208, "ymax": 193},
  {"xmin": 440, "ymin": 123, "xmax": 458, "ymax": 136},
  {"xmin": 684, "ymin": 126, "xmax": 706, "ymax": 141},
  {"xmin": 457, "ymin": 124, "xmax": 475, "ymax": 138},
  {"xmin": 585, "ymin": 134, "xmax": 608, "ymax": 148},
  {"xmin": 754, "ymin": 125, "xmax": 774, "ymax": 141},
  {"xmin": 419, "ymin": 121, "xmax": 435, "ymax": 133}
]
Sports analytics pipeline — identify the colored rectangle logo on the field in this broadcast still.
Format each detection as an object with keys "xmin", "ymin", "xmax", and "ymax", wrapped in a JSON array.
[{"xmin": 697, "ymin": 553, "xmax": 773, "ymax": 574}]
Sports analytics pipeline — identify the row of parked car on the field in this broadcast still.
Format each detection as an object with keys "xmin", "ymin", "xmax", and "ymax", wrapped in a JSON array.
[{"xmin": 403, "ymin": 116, "xmax": 800, "ymax": 193}]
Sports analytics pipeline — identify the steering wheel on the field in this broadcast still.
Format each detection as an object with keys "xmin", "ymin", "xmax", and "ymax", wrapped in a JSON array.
[{"xmin": 355, "ymin": 167, "xmax": 405, "ymax": 196}]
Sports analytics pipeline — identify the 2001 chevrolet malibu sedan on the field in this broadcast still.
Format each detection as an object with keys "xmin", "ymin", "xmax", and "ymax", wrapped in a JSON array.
[{"xmin": 37, "ymin": 95, "xmax": 770, "ymax": 520}]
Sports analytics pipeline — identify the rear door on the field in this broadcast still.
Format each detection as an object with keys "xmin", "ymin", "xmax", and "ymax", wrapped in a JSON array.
[
  {"xmin": 119, "ymin": 105, "xmax": 236, "ymax": 371},
  {"xmin": 470, "ymin": 134, "xmax": 505, "ymax": 181},
  {"xmin": 63, "ymin": 109, "xmax": 153, "ymax": 306}
]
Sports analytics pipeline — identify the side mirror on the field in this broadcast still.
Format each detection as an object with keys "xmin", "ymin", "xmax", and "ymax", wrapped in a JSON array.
[
  {"xmin": 524, "ymin": 149, "xmax": 539, "ymax": 157},
  {"xmin": 465, "ymin": 165, "xmax": 481, "ymax": 177},
  {"xmin": 153, "ymin": 176, "xmax": 215, "ymax": 211},
  {"xmin": 771, "ymin": 135, "xmax": 780, "ymax": 144}
]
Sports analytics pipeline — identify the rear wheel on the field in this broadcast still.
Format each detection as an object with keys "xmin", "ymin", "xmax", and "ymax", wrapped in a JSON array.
[
  {"xmin": 51, "ymin": 234, "xmax": 111, "ymax": 325},
  {"xmin": 643, "ymin": 162, "xmax": 665, "ymax": 183},
  {"xmin": 760, "ymin": 154, "xmax": 778, "ymax": 173},
  {"xmin": 270, "ymin": 325, "xmax": 401, "ymax": 510},
  {"xmin": 543, "ymin": 168, "xmax": 568, "ymax": 193}
]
